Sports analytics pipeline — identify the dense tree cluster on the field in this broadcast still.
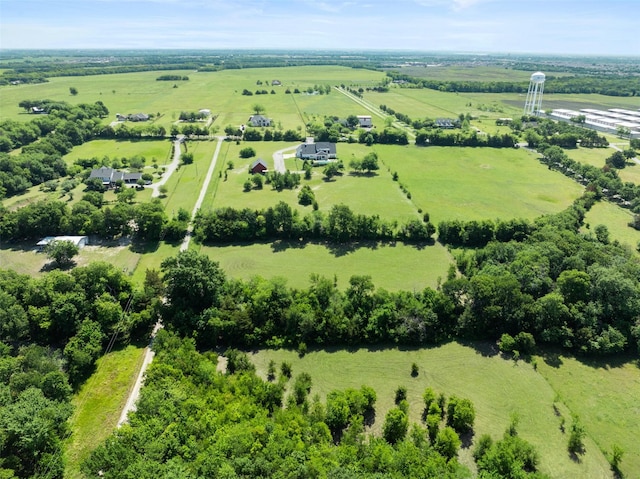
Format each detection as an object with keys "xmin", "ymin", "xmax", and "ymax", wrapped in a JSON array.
[
  {"xmin": 82, "ymin": 331, "xmax": 469, "ymax": 478},
  {"xmin": 156, "ymin": 75, "xmax": 189, "ymax": 81},
  {"xmin": 0, "ymin": 100, "xmax": 110, "ymax": 198},
  {"xmin": 522, "ymin": 118, "xmax": 609, "ymax": 149},
  {"xmin": 0, "ymin": 197, "xmax": 187, "ymax": 242},
  {"xmin": 358, "ymin": 127, "xmax": 408, "ymax": 145},
  {"xmin": 193, "ymin": 202, "xmax": 434, "ymax": 244},
  {"xmin": 0, "ymin": 262, "xmax": 161, "ymax": 478}
]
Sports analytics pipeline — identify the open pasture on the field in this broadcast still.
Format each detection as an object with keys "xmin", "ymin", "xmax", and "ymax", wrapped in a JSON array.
[
  {"xmin": 64, "ymin": 344, "xmax": 146, "ymax": 479},
  {"xmin": 373, "ymin": 145, "xmax": 584, "ymax": 223},
  {"xmin": 0, "ymin": 66, "xmax": 385, "ymax": 132},
  {"xmin": 583, "ymin": 201, "xmax": 640, "ymax": 252},
  {"xmin": 536, "ymin": 352, "xmax": 640, "ymax": 479},
  {"xmin": 62, "ymin": 138, "xmax": 173, "ymax": 166},
  {"xmin": 195, "ymin": 240, "xmax": 451, "ymax": 292},
  {"xmin": 251, "ymin": 343, "xmax": 614, "ymax": 478}
]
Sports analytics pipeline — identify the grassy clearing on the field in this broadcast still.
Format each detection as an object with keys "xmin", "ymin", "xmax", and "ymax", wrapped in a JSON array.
[
  {"xmin": 62, "ymin": 139, "xmax": 173, "ymax": 166},
  {"xmin": 195, "ymin": 240, "xmax": 452, "ymax": 291},
  {"xmin": 375, "ymin": 145, "xmax": 583, "ymax": 223},
  {"xmin": 535, "ymin": 353, "xmax": 640, "ymax": 479},
  {"xmin": 386, "ymin": 65, "xmax": 541, "ymax": 81},
  {"xmin": 566, "ymin": 146, "xmax": 611, "ymax": 168},
  {"xmin": 129, "ymin": 241, "xmax": 182, "ymax": 284},
  {"xmin": 64, "ymin": 344, "xmax": 146, "ymax": 479},
  {"xmin": 582, "ymin": 201, "xmax": 640, "ymax": 252},
  {"xmin": 251, "ymin": 343, "xmax": 612, "ymax": 478}
]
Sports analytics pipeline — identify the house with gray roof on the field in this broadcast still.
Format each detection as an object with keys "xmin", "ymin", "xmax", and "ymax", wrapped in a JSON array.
[
  {"xmin": 89, "ymin": 167, "xmax": 142, "ymax": 188},
  {"xmin": 248, "ymin": 114, "xmax": 271, "ymax": 127},
  {"xmin": 295, "ymin": 142, "xmax": 337, "ymax": 161}
]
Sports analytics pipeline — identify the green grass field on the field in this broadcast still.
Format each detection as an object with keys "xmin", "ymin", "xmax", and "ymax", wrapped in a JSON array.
[
  {"xmin": 375, "ymin": 144, "xmax": 583, "ymax": 223},
  {"xmin": 251, "ymin": 343, "xmax": 618, "ymax": 478},
  {"xmin": 62, "ymin": 139, "xmax": 173, "ymax": 166},
  {"xmin": 64, "ymin": 344, "xmax": 146, "ymax": 479},
  {"xmin": 195, "ymin": 240, "xmax": 452, "ymax": 292},
  {"xmin": 583, "ymin": 201, "xmax": 640, "ymax": 252},
  {"xmin": 536, "ymin": 352, "xmax": 640, "ymax": 478}
]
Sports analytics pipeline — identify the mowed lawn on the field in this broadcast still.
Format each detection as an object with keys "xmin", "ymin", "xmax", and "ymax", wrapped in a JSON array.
[
  {"xmin": 251, "ymin": 343, "xmax": 613, "ymax": 479},
  {"xmin": 583, "ymin": 201, "xmax": 640, "ymax": 252},
  {"xmin": 64, "ymin": 345, "xmax": 146, "ymax": 479},
  {"xmin": 196, "ymin": 240, "xmax": 452, "ymax": 292},
  {"xmin": 209, "ymin": 141, "xmax": 419, "ymax": 222},
  {"xmin": 374, "ymin": 145, "xmax": 584, "ymax": 223}
]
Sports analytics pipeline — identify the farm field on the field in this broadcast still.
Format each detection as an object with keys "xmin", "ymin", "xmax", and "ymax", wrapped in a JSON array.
[
  {"xmin": 194, "ymin": 240, "xmax": 451, "ymax": 292},
  {"xmin": 64, "ymin": 344, "xmax": 146, "ymax": 479},
  {"xmin": 0, "ymin": 66, "xmax": 385, "ymax": 131},
  {"xmin": 251, "ymin": 343, "xmax": 618, "ymax": 478},
  {"xmin": 583, "ymin": 201, "xmax": 640, "ymax": 252},
  {"xmin": 375, "ymin": 144, "xmax": 584, "ymax": 223}
]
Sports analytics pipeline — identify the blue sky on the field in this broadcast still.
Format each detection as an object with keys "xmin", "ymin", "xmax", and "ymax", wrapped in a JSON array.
[{"xmin": 1, "ymin": 0, "xmax": 638, "ymax": 55}]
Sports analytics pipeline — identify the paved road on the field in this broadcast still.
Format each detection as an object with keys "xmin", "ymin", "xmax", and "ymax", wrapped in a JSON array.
[
  {"xmin": 180, "ymin": 136, "xmax": 225, "ymax": 251},
  {"xmin": 272, "ymin": 145, "xmax": 299, "ymax": 173}
]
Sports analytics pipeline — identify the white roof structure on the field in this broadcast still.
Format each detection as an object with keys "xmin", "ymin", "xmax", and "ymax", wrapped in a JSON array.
[{"xmin": 37, "ymin": 236, "xmax": 88, "ymax": 248}]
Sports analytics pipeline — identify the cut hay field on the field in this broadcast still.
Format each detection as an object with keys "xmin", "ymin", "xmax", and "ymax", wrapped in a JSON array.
[
  {"xmin": 251, "ymin": 343, "xmax": 620, "ymax": 478},
  {"xmin": 583, "ymin": 201, "xmax": 640, "ymax": 252},
  {"xmin": 195, "ymin": 240, "xmax": 452, "ymax": 292},
  {"xmin": 374, "ymin": 145, "xmax": 583, "ymax": 223}
]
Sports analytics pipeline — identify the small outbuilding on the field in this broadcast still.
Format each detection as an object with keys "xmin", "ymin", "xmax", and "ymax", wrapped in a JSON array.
[
  {"xmin": 249, "ymin": 158, "xmax": 268, "ymax": 174},
  {"xmin": 37, "ymin": 236, "xmax": 88, "ymax": 251}
]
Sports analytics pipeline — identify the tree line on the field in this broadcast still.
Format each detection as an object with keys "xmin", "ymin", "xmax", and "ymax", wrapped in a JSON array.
[
  {"xmin": 192, "ymin": 201, "xmax": 435, "ymax": 244},
  {"xmin": 161, "ymin": 193, "xmax": 640, "ymax": 357},
  {"xmin": 386, "ymin": 71, "xmax": 640, "ymax": 97},
  {"xmin": 0, "ymin": 100, "xmax": 110, "ymax": 198}
]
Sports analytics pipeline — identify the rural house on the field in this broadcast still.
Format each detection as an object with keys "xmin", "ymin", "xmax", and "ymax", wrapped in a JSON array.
[
  {"xmin": 249, "ymin": 158, "xmax": 268, "ymax": 174},
  {"xmin": 248, "ymin": 114, "xmax": 272, "ymax": 127},
  {"xmin": 89, "ymin": 167, "xmax": 143, "ymax": 188},
  {"xmin": 435, "ymin": 118, "xmax": 456, "ymax": 129},
  {"xmin": 357, "ymin": 115, "xmax": 373, "ymax": 128},
  {"xmin": 295, "ymin": 142, "xmax": 337, "ymax": 161}
]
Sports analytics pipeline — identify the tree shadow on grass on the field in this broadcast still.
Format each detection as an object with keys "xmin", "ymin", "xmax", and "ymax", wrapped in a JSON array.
[
  {"xmin": 40, "ymin": 260, "xmax": 77, "ymax": 272},
  {"xmin": 458, "ymin": 339, "xmax": 500, "ymax": 358},
  {"xmin": 271, "ymin": 239, "xmax": 307, "ymax": 253},
  {"xmin": 459, "ymin": 429, "xmax": 475, "ymax": 449},
  {"xmin": 129, "ymin": 240, "xmax": 160, "ymax": 254}
]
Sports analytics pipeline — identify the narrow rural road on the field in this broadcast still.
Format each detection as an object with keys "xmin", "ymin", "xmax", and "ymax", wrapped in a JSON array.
[
  {"xmin": 118, "ymin": 137, "xmax": 224, "ymax": 425},
  {"xmin": 180, "ymin": 136, "xmax": 225, "ymax": 251},
  {"xmin": 334, "ymin": 87, "xmax": 416, "ymax": 139},
  {"xmin": 149, "ymin": 136, "xmax": 184, "ymax": 197},
  {"xmin": 272, "ymin": 144, "xmax": 298, "ymax": 173}
]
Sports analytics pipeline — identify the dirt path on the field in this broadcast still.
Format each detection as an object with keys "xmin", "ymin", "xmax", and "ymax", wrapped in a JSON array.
[{"xmin": 180, "ymin": 136, "xmax": 224, "ymax": 251}]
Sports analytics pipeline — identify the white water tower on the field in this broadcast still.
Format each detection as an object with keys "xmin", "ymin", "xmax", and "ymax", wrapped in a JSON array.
[{"xmin": 523, "ymin": 71, "xmax": 545, "ymax": 116}]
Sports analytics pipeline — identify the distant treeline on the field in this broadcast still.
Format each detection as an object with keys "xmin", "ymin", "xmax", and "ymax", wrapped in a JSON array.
[{"xmin": 387, "ymin": 71, "xmax": 640, "ymax": 97}]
